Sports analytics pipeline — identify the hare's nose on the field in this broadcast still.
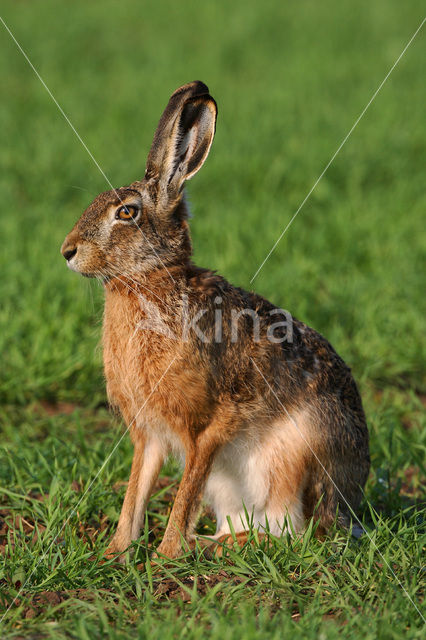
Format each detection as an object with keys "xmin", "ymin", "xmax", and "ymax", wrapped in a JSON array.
[{"xmin": 62, "ymin": 245, "xmax": 77, "ymax": 261}]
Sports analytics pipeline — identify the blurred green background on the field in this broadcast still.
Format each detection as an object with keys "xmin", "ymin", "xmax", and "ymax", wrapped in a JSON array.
[{"xmin": 0, "ymin": 1, "xmax": 425, "ymax": 637}]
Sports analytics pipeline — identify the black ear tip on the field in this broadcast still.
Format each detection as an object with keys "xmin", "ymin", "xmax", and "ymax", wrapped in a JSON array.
[
  {"xmin": 172, "ymin": 81, "xmax": 210, "ymax": 99},
  {"xmin": 191, "ymin": 80, "xmax": 210, "ymax": 94}
]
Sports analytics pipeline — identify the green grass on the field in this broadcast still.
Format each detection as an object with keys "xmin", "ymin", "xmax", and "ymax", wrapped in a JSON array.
[{"xmin": 0, "ymin": 0, "xmax": 425, "ymax": 637}]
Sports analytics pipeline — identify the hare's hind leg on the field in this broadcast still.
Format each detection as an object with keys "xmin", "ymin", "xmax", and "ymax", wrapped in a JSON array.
[
  {"xmin": 106, "ymin": 430, "xmax": 164, "ymax": 560},
  {"xmin": 301, "ymin": 397, "xmax": 370, "ymax": 534},
  {"xmin": 263, "ymin": 415, "xmax": 310, "ymax": 535}
]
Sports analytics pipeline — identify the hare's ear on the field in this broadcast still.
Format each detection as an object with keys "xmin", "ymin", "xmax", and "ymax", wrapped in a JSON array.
[{"xmin": 145, "ymin": 83, "xmax": 217, "ymax": 201}]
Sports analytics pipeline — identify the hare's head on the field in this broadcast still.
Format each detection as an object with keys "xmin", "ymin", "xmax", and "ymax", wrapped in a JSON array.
[{"xmin": 61, "ymin": 81, "xmax": 217, "ymax": 279}]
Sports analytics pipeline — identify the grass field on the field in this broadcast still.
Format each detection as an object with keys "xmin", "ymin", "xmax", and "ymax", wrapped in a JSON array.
[{"xmin": 0, "ymin": 0, "xmax": 425, "ymax": 637}]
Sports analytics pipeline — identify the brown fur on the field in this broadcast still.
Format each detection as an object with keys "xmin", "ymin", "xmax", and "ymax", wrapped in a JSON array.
[{"xmin": 61, "ymin": 82, "xmax": 370, "ymax": 560}]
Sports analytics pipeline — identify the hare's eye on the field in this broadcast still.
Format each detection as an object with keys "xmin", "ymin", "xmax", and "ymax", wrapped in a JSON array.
[{"xmin": 116, "ymin": 205, "xmax": 139, "ymax": 220}]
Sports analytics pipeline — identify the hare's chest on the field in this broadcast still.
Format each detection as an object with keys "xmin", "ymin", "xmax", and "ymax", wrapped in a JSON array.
[
  {"xmin": 102, "ymin": 292, "xmax": 153, "ymax": 419},
  {"xmin": 102, "ymin": 286, "xmax": 212, "ymax": 439}
]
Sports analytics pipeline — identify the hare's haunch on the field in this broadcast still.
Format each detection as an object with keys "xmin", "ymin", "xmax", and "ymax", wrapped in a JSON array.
[{"xmin": 61, "ymin": 81, "xmax": 369, "ymax": 559}]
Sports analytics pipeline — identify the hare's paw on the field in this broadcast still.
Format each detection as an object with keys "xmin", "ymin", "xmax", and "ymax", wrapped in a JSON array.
[
  {"xmin": 103, "ymin": 547, "xmax": 126, "ymax": 564},
  {"xmin": 104, "ymin": 534, "xmax": 131, "ymax": 564},
  {"xmin": 154, "ymin": 538, "xmax": 185, "ymax": 560},
  {"xmin": 199, "ymin": 532, "xmax": 265, "ymax": 558}
]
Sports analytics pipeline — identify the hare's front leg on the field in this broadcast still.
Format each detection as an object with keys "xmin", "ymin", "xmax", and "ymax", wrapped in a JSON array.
[
  {"xmin": 156, "ymin": 434, "xmax": 218, "ymax": 559},
  {"xmin": 106, "ymin": 431, "xmax": 164, "ymax": 560}
]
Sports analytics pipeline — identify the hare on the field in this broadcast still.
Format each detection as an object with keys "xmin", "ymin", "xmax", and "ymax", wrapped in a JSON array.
[{"xmin": 61, "ymin": 81, "xmax": 370, "ymax": 560}]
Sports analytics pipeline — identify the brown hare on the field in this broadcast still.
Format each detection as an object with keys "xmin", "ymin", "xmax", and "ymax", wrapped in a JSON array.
[{"xmin": 61, "ymin": 81, "xmax": 370, "ymax": 560}]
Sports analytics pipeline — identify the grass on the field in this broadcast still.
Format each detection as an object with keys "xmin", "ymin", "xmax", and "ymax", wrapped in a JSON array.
[{"xmin": 0, "ymin": 0, "xmax": 425, "ymax": 637}]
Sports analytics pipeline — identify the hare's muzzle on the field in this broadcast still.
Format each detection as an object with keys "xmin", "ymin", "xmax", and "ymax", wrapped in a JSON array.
[
  {"xmin": 60, "ymin": 232, "xmax": 99, "ymax": 277},
  {"xmin": 61, "ymin": 232, "xmax": 81, "ymax": 272}
]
